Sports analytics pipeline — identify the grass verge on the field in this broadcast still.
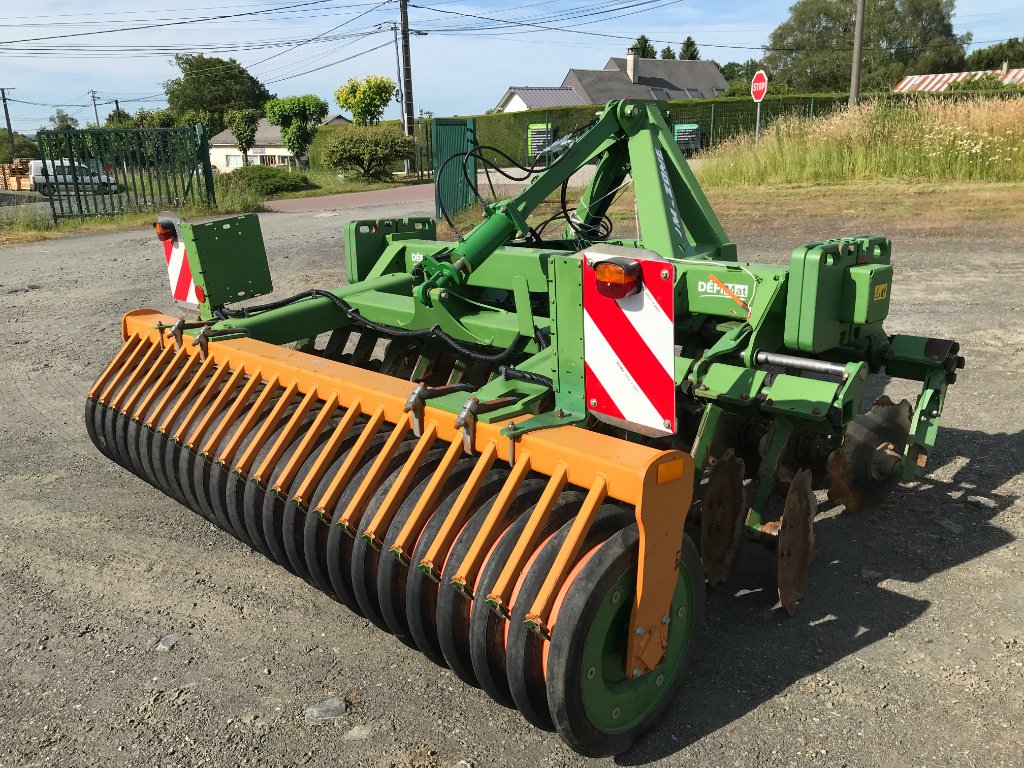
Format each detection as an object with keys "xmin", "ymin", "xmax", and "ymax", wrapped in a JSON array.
[
  {"xmin": 696, "ymin": 96, "xmax": 1024, "ymax": 186},
  {"xmin": 267, "ymin": 170, "xmax": 429, "ymax": 200}
]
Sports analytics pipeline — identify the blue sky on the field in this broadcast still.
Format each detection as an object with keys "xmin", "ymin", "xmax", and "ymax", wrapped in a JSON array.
[{"xmin": 2, "ymin": 0, "xmax": 1020, "ymax": 132}]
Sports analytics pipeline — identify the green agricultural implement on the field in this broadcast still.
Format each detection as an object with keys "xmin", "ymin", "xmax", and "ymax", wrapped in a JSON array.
[{"xmin": 85, "ymin": 100, "xmax": 963, "ymax": 756}]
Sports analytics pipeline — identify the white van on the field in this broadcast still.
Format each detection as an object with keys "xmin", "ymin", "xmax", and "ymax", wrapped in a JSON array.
[{"xmin": 29, "ymin": 159, "xmax": 119, "ymax": 196}]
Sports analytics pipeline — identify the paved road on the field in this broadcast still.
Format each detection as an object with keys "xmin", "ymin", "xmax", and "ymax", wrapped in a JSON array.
[{"xmin": 266, "ymin": 183, "xmax": 434, "ymax": 213}]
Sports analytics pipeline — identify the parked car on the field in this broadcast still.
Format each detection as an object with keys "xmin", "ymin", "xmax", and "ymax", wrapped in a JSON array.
[{"xmin": 29, "ymin": 159, "xmax": 119, "ymax": 196}]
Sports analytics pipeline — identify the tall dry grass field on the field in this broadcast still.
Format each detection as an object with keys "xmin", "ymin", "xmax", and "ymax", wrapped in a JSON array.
[{"xmin": 696, "ymin": 96, "xmax": 1024, "ymax": 186}]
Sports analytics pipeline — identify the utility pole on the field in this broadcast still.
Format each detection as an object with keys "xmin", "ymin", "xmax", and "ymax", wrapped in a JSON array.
[
  {"xmin": 90, "ymin": 89, "xmax": 100, "ymax": 125},
  {"xmin": 114, "ymin": 99, "xmax": 120, "ymax": 115},
  {"xmin": 848, "ymin": 0, "xmax": 866, "ymax": 107},
  {"xmin": 0, "ymin": 88, "xmax": 15, "ymax": 158},
  {"xmin": 399, "ymin": 0, "xmax": 415, "ymax": 140}
]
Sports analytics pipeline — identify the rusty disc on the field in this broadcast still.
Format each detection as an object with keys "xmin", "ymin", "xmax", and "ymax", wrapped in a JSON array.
[
  {"xmin": 774, "ymin": 430, "xmax": 831, "ymax": 497},
  {"xmin": 777, "ymin": 468, "xmax": 816, "ymax": 616},
  {"xmin": 700, "ymin": 449, "xmax": 745, "ymax": 586},
  {"xmin": 827, "ymin": 395, "xmax": 912, "ymax": 514}
]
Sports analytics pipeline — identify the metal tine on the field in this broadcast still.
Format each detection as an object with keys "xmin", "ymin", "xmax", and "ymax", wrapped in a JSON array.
[
  {"xmin": 272, "ymin": 392, "xmax": 340, "ymax": 495},
  {"xmin": 251, "ymin": 388, "xmax": 320, "ymax": 485},
  {"xmin": 419, "ymin": 440, "xmax": 500, "ymax": 581},
  {"xmin": 127, "ymin": 344, "xmax": 188, "ymax": 424},
  {"xmin": 362, "ymin": 422, "xmax": 439, "ymax": 547},
  {"xmin": 121, "ymin": 344, "xmax": 178, "ymax": 421},
  {"xmin": 447, "ymin": 358, "xmax": 472, "ymax": 385},
  {"xmin": 337, "ymin": 413, "xmax": 412, "ymax": 531},
  {"xmin": 156, "ymin": 355, "xmax": 217, "ymax": 434},
  {"xmin": 187, "ymin": 366, "xmax": 246, "ymax": 450},
  {"xmin": 390, "ymin": 436, "xmax": 465, "ymax": 563},
  {"xmin": 311, "ymin": 405, "xmax": 386, "ymax": 523},
  {"xmin": 486, "ymin": 461, "xmax": 569, "ymax": 618},
  {"xmin": 215, "ymin": 374, "xmax": 280, "ymax": 466},
  {"xmin": 173, "ymin": 362, "xmax": 231, "ymax": 444},
  {"xmin": 524, "ymin": 476, "xmax": 608, "ymax": 637},
  {"xmin": 292, "ymin": 398, "xmax": 364, "ymax": 507},
  {"xmin": 348, "ymin": 331, "xmax": 377, "ymax": 368},
  {"xmin": 91, "ymin": 334, "xmax": 144, "ymax": 402},
  {"xmin": 202, "ymin": 370, "xmax": 262, "ymax": 458},
  {"xmin": 233, "ymin": 381, "xmax": 300, "ymax": 476},
  {"xmin": 108, "ymin": 341, "xmax": 161, "ymax": 412},
  {"xmin": 377, "ymin": 337, "xmax": 413, "ymax": 377},
  {"xmin": 144, "ymin": 349, "xmax": 200, "ymax": 428},
  {"xmin": 448, "ymin": 450, "xmax": 531, "ymax": 595},
  {"xmin": 322, "ymin": 328, "xmax": 352, "ymax": 361}
]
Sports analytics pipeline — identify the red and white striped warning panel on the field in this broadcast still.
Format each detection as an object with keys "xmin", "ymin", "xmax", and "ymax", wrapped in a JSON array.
[
  {"xmin": 161, "ymin": 220, "xmax": 199, "ymax": 307},
  {"xmin": 583, "ymin": 250, "xmax": 676, "ymax": 436}
]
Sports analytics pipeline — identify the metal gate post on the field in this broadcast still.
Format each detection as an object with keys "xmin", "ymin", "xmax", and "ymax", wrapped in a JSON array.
[{"xmin": 196, "ymin": 125, "xmax": 216, "ymax": 206}]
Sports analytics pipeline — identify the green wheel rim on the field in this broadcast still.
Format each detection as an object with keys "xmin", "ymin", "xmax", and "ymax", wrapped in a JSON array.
[{"xmin": 579, "ymin": 562, "xmax": 695, "ymax": 733}]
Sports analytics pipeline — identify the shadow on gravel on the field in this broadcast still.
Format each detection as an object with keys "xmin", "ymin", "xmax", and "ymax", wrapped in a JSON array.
[{"xmin": 619, "ymin": 425, "xmax": 1020, "ymax": 765}]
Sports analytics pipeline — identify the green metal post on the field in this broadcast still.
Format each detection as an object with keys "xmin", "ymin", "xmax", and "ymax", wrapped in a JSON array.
[{"xmin": 198, "ymin": 125, "xmax": 216, "ymax": 205}]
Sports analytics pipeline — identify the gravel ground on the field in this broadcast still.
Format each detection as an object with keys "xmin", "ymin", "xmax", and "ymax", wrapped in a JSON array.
[{"xmin": 0, "ymin": 192, "xmax": 1021, "ymax": 768}]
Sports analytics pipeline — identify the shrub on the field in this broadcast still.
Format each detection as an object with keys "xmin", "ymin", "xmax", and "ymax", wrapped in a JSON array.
[
  {"xmin": 319, "ymin": 125, "xmax": 415, "ymax": 180},
  {"xmin": 215, "ymin": 164, "xmax": 314, "ymax": 198}
]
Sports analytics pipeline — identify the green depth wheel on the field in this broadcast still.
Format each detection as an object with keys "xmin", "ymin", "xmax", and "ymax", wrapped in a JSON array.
[{"xmin": 545, "ymin": 525, "xmax": 705, "ymax": 757}]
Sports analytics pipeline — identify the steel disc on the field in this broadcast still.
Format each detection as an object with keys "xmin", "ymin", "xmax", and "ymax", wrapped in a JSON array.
[
  {"xmin": 698, "ymin": 449, "xmax": 745, "ymax": 586},
  {"xmin": 777, "ymin": 468, "xmax": 816, "ymax": 616}
]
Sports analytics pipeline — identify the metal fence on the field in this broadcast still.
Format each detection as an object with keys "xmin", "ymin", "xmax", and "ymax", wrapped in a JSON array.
[{"xmin": 34, "ymin": 125, "xmax": 216, "ymax": 221}]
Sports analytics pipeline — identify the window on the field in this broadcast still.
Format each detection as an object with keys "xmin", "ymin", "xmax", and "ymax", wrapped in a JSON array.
[
  {"xmin": 259, "ymin": 155, "xmax": 276, "ymax": 166},
  {"xmin": 278, "ymin": 156, "xmax": 291, "ymax": 167},
  {"xmin": 225, "ymin": 154, "xmax": 242, "ymax": 168}
]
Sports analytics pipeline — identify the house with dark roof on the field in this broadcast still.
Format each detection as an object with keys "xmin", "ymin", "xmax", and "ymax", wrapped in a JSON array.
[
  {"xmin": 493, "ymin": 49, "xmax": 728, "ymax": 112},
  {"xmin": 494, "ymin": 86, "xmax": 587, "ymax": 113},
  {"xmin": 209, "ymin": 118, "xmax": 304, "ymax": 172}
]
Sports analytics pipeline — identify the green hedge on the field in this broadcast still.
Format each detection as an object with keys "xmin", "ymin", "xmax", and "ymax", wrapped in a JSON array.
[
  {"xmin": 215, "ymin": 165, "xmax": 313, "ymax": 198},
  {"xmin": 308, "ymin": 119, "xmax": 402, "ymax": 171},
  {"xmin": 464, "ymin": 95, "xmax": 851, "ymax": 166}
]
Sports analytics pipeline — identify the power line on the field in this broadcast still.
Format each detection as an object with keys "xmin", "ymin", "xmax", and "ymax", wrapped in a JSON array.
[{"xmin": 264, "ymin": 39, "xmax": 392, "ymax": 83}]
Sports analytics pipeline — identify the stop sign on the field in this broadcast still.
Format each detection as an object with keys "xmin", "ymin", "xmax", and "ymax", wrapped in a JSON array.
[{"xmin": 751, "ymin": 70, "xmax": 768, "ymax": 102}]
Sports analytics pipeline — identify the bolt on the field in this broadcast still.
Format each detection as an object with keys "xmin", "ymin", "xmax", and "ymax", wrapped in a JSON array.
[
  {"xmin": 656, "ymin": 674, "xmax": 665, "ymax": 687},
  {"xmin": 589, "ymin": 398, "xmax": 598, "ymax": 407},
  {"xmin": 631, "ymin": 667, "xmax": 642, "ymax": 679},
  {"xmin": 611, "ymin": 707, "xmax": 621, "ymax": 720},
  {"xmin": 661, "ymin": 614, "xmax": 670, "ymax": 625},
  {"xmin": 660, "ymin": 268, "xmax": 670, "ymax": 280},
  {"xmin": 635, "ymin": 626, "xmax": 645, "ymax": 637},
  {"xmin": 740, "ymin": 392, "xmax": 748, "ymax": 400},
  {"xmin": 812, "ymin": 407, "xmax": 821, "ymax": 416},
  {"xmin": 765, "ymin": 398, "xmax": 774, "ymax": 407},
  {"xmin": 586, "ymin": 666, "xmax": 596, "ymax": 680},
  {"xmin": 676, "ymin": 604, "xmax": 686, "ymax": 618},
  {"xmin": 610, "ymin": 590, "xmax": 621, "ymax": 604},
  {"xmin": 663, "ymin": 419, "xmax": 672, "ymax": 429},
  {"xmin": 930, "ymin": 409, "xmax": 939, "ymax": 418},
  {"xmin": 438, "ymin": 290, "xmax": 448, "ymax": 301}
]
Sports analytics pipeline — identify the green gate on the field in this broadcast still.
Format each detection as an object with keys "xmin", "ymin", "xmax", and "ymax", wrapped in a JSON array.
[
  {"xmin": 432, "ymin": 117, "xmax": 477, "ymax": 221},
  {"xmin": 35, "ymin": 126, "xmax": 216, "ymax": 221}
]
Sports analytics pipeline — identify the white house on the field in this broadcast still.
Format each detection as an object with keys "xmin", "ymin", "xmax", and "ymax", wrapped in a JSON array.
[{"xmin": 209, "ymin": 118, "xmax": 298, "ymax": 172}]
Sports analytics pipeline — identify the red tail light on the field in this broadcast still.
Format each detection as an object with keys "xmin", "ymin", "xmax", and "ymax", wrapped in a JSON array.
[{"xmin": 594, "ymin": 257, "xmax": 642, "ymax": 299}]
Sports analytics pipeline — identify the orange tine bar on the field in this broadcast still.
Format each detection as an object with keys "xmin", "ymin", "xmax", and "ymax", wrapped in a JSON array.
[
  {"xmin": 524, "ymin": 476, "xmax": 608, "ymax": 637},
  {"xmin": 187, "ymin": 366, "xmax": 246, "ymax": 450},
  {"xmin": 272, "ymin": 392, "xmax": 339, "ymax": 495},
  {"xmin": 390, "ymin": 436, "xmax": 464, "ymax": 563},
  {"xmin": 233, "ymin": 380, "xmax": 299, "ymax": 476},
  {"xmin": 96, "ymin": 336, "xmax": 149, "ymax": 405},
  {"xmin": 251, "ymin": 387, "xmax": 319, "ymax": 484},
  {"xmin": 449, "ymin": 449, "xmax": 530, "ymax": 595},
  {"xmin": 419, "ymin": 440, "xmax": 499, "ymax": 581},
  {"xmin": 88, "ymin": 333, "xmax": 142, "ymax": 400},
  {"xmin": 157, "ymin": 355, "xmax": 216, "ymax": 434},
  {"xmin": 292, "ymin": 398, "xmax": 363, "ymax": 507},
  {"xmin": 127, "ymin": 344, "xmax": 188, "ymax": 423},
  {"xmin": 202, "ymin": 370, "xmax": 262, "ymax": 458},
  {"xmin": 362, "ymin": 422, "xmax": 438, "ymax": 547},
  {"xmin": 173, "ymin": 362, "xmax": 230, "ymax": 443},
  {"xmin": 215, "ymin": 374, "xmax": 279, "ymax": 465},
  {"xmin": 122, "ymin": 343, "xmax": 178, "ymax": 420},
  {"xmin": 338, "ymin": 413, "xmax": 412, "ymax": 531},
  {"xmin": 311, "ymin": 405, "xmax": 385, "ymax": 522},
  {"xmin": 486, "ymin": 461, "xmax": 568, "ymax": 618},
  {"xmin": 145, "ymin": 351, "xmax": 200, "ymax": 429},
  {"xmin": 108, "ymin": 341, "xmax": 160, "ymax": 412}
]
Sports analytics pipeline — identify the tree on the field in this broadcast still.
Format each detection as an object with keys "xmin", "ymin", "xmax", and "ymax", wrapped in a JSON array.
[
  {"xmin": 965, "ymin": 38, "xmax": 1024, "ymax": 71},
  {"xmin": 103, "ymin": 107, "xmax": 132, "ymax": 128},
  {"xmin": 0, "ymin": 132, "xmax": 38, "ymax": 163},
  {"xmin": 680, "ymin": 36, "xmax": 701, "ymax": 60},
  {"xmin": 132, "ymin": 107, "xmax": 176, "ymax": 129},
  {"xmin": 44, "ymin": 109, "xmax": 79, "ymax": 131},
  {"xmin": 631, "ymin": 35, "xmax": 657, "ymax": 58},
  {"xmin": 320, "ymin": 124, "xmax": 415, "ymax": 180},
  {"xmin": 333, "ymin": 75, "xmax": 397, "ymax": 126},
  {"xmin": 763, "ymin": 0, "xmax": 970, "ymax": 93},
  {"xmin": 264, "ymin": 95, "xmax": 329, "ymax": 164},
  {"xmin": 660, "ymin": 46, "xmax": 677, "ymax": 60},
  {"xmin": 225, "ymin": 109, "xmax": 260, "ymax": 166},
  {"xmin": 164, "ymin": 54, "xmax": 272, "ymax": 128},
  {"xmin": 714, "ymin": 59, "xmax": 763, "ymax": 81},
  {"xmin": 178, "ymin": 109, "xmax": 224, "ymax": 137}
]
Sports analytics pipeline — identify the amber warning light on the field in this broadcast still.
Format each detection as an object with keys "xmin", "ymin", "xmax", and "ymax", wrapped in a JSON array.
[
  {"xmin": 594, "ymin": 257, "xmax": 642, "ymax": 299},
  {"xmin": 153, "ymin": 220, "xmax": 176, "ymax": 241}
]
